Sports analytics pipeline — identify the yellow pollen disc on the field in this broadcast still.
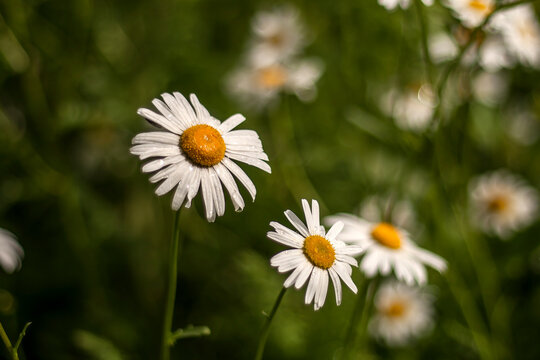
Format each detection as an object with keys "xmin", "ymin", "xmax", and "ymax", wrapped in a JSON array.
[
  {"xmin": 487, "ymin": 195, "xmax": 508, "ymax": 214},
  {"xmin": 268, "ymin": 33, "xmax": 285, "ymax": 46},
  {"xmin": 384, "ymin": 301, "xmax": 406, "ymax": 318},
  {"xmin": 180, "ymin": 125, "xmax": 226, "ymax": 167},
  {"xmin": 303, "ymin": 235, "xmax": 336, "ymax": 270},
  {"xmin": 371, "ymin": 223, "xmax": 401, "ymax": 250},
  {"xmin": 257, "ymin": 65, "xmax": 288, "ymax": 89},
  {"xmin": 468, "ymin": 0, "xmax": 492, "ymax": 13}
]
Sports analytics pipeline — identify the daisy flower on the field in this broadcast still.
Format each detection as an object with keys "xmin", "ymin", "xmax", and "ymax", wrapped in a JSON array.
[
  {"xmin": 226, "ymin": 59, "xmax": 323, "ymax": 109},
  {"xmin": 429, "ymin": 32, "xmax": 459, "ymax": 64},
  {"xmin": 469, "ymin": 170, "xmax": 538, "ymax": 238},
  {"xmin": 378, "ymin": 0, "xmax": 433, "ymax": 11},
  {"xmin": 446, "ymin": 0, "xmax": 495, "ymax": 28},
  {"xmin": 472, "ymin": 71, "xmax": 509, "ymax": 106},
  {"xmin": 369, "ymin": 282, "xmax": 434, "ymax": 346},
  {"xmin": 325, "ymin": 210, "xmax": 446, "ymax": 285},
  {"xmin": 268, "ymin": 199, "xmax": 363, "ymax": 310},
  {"xmin": 130, "ymin": 92, "xmax": 271, "ymax": 222},
  {"xmin": 248, "ymin": 6, "xmax": 307, "ymax": 66},
  {"xmin": 0, "ymin": 228, "xmax": 24, "ymax": 274}
]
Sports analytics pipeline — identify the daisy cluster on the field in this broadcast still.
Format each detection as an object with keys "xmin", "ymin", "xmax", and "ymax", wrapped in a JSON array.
[{"xmin": 225, "ymin": 6, "xmax": 323, "ymax": 110}]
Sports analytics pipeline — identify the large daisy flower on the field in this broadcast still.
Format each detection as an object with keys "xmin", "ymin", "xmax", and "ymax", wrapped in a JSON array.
[
  {"xmin": 446, "ymin": 0, "xmax": 495, "ymax": 28},
  {"xmin": 325, "ymin": 212, "xmax": 446, "ymax": 285},
  {"xmin": 130, "ymin": 92, "xmax": 271, "ymax": 222},
  {"xmin": 469, "ymin": 170, "xmax": 538, "ymax": 238},
  {"xmin": 369, "ymin": 282, "xmax": 435, "ymax": 346},
  {"xmin": 268, "ymin": 199, "xmax": 363, "ymax": 310},
  {"xmin": 0, "ymin": 228, "xmax": 24, "ymax": 274}
]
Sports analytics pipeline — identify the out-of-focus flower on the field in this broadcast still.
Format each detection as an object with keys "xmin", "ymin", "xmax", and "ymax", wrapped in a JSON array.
[
  {"xmin": 493, "ymin": 5, "xmax": 540, "ymax": 69},
  {"xmin": 381, "ymin": 84, "xmax": 437, "ymax": 133},
  {"xmin": 472, "ymin": 71, "xmax": 509, "ymax": 106},
  {"xmin": 0, "ymin": 229, "xmax": 24, "ymax": 274},
  {"xmin": 429, "ymin": 32, "xmax": 458, "ymax": 63},
  {"xmin": 359, "ymin": 195, "xmax": 419, "ymax": 234},
  {"xmin": 506, "ymin": 108, "xmax": 540, "ymax": 146},
  {"xmin": 226, "ymin": 59, "xmax": 323, "ymax": 110},
  {"xmin": 369, "ymin": 282, "xmax": 434, "ymax": 346},
  {"xmin": 446, "ymin": 0, "xmax": 495, "ymax": 28},
  {"xmin": 378, "ymin": 0, "xmax": 433, "ymax": 11},
  {"xmin": 478, "ymin": 36, "xmax": 515, "ymax": 71},
  {"xmin": 268, "ymin": 199, "xmax": 363, "ymax": 310},
  {"xmin": 325, "ymin": 213, "xmax": 446, "ymax": 285},
  {"xmin": 248, "ymin": 6, "xmax": 307, "ymax": 66},
  {"xmin": 469, "ymin": 170, "xmax": 538, "ymax": 238},
  {"xmin": 130, "ymin": 92, "xmax": 271, "ymax": 222}
]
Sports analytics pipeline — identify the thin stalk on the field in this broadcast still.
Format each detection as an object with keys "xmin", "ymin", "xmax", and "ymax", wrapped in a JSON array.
[
  {"xmin": 161, "ymin": 210, "xmax": 183, "ymax": 360},
  {"xmin": 0, "ymin": 322, "xmax": 18, "ymax": 360},
  {"xmin": 254, "ymin": 287, "xmax": 287, "ymax": 360},
  {"xmin": 414, "ymin": 0, "xmax": 434, "ymax": 86}
]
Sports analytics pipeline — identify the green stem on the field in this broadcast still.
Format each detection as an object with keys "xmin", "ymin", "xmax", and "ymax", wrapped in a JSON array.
[
  {"xmin": 414, "ymin": 0, "xmax": 434, "ymax": 87},
  {"xmin": 254, "ymin": 287, "xmax": 287, "ymax": 360},
  {"xmin": 161, "ymin": 210, "xmax": 183, "ymax": 360},
  {"xmin": 0, "ymin": 322, "xmax": 17, "ymax": 360}
]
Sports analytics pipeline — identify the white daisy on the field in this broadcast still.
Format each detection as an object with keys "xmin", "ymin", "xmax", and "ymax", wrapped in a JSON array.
[
  {"xmin": 130, "ymin": 92, "xmax": 271, "ymax": 222},
  {"xmin": 446, "ymin": 0, "xmax": 495, "ymax": 28},
  {"xmin": 478, "ymin": 36, "xmax": 515, "ymax": 72},
  {"xmin": 226, "ymin": 59, "xmax": 323, "ymax": 109},
  {"xmin": 472, "ymin": 71, "xmax": 509, "ymax": 106},
  {"xmin": 429, "ymin": 32, "xmax": 458, "ymax": 64},
  {"xmin": 369, "ymin": 282, "xmax": 434, "ymax": 346},
  {"xmin": 268, "ymin": 199, "xmax": 363, "ymax": 311},
  {"xmin": 0, "ymin": 228, "xmax": 24, "ymax": 274},
  {"xmin": 325, "ymin": 213, "xmax": 446, "ymax": 286},
  {"xmin": 469, "ymin": 170, "xmax": 538, "ymax": 238},
  {"xmin": 248, "ymin": 6, "xmax": 307, "ymax": 66},
  {"xmin": 494, "ymin": 5, "xmax": 540, "ymax": 69},
  {"xmin": 378, "ymin": 0, "xmax": 433, "ymax": 11}
]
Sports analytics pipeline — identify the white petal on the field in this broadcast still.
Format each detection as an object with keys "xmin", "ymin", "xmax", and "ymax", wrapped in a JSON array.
[
  {"xmin": 326, "ymin": 221, "xmax": 344, "ymax": 241},
  {"xmin": 333, "ymin": 262, "xmax": 358, "ymax": 293},
  {"xmin": 219, "ymin": 114, "xmax": 246, "ymax": 133},
  {"xmin": 315, "ymin": 270, "xmax": 329, "ymax": 310},
  {"xmin": 132, "ymin": 132, "xmax": 180, "ymax": 145},
  {"xmin": 200, "ymin": 169, "xmax": 216, "ymax": 222},
  {"xmin": 311, "ymin": 200, "xmax": 320, "ymax": 234},
  {"xmin": 161, "ymin": 93, "xmax": 190, "ymax": 131},
  {"xmin": 283, "ymin": 260, "xmax": 309, "ymax": 287},
  {"xmin": 171, "ymin": 165, "xmax": 197, "ymax": 210},
  {"xmin": 142, "ymin": 155, "xmax": 185, "ymax": 173},
  {"xmin": 302, "ymin": 199, "xmax": 315, "ymax": 234},
  {"xmin": 284, "ymin": 210, "xmax": 309, "ymax": 237},
  {"xmin": 269, "ymin": 222, "xmax": 305, "ymax": 243},
  {"xmin": 267, "ymin": 232, "xmax": 303, "ymax": 248},
  {"xmin": 214, "ymin": 163, "xmax": 245, "ymax": 211},
  {"xmin": 173, "ymin": 92, "xmax": 198, "ymax": 125},
  {"xmin": 305, "ymin": 267, "xmax": 322, "ymax": 305},
  {"xmin": 328, "ymin": 268, "xmax": 342, "ymax": 305},
  {"xmin": 185, "ymin": 168, "xmax": 201, "ymax": 208},
  {"xmin": 270, "ymin": 249, "xmax": 304, "ymax": 268},
  {"xmin": 155, "ymin": 162, "xmax": 189, "ymax": 196},
  {"xmin": 295, "ymin": 262, "xmax": 314, "ymax": 289},
  {"xmin": 226, "ymin": 152, "xmax": 271, "ymax": 173},
  {"xmin": 130, "ymin": 144, "xmax": 181, "ymax": 160},
  {"xmin": 137, "ymin": 108, "xmax": 183, "ymax": 134},
  {"xmin": 208, "ymin": 167, "xmax": 225, "ymax": 217},
  {"xmin": 189, "ymin": 94, "xmax": 212, "ymax": 121},
  {"xmin": 221, "ymin": 158, "xmax": 257, "ymax": 201}
]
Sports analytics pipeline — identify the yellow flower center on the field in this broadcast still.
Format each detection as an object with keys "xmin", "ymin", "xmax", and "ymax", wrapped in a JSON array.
[
  {"xmin": 180, "ymin": 124, "xmax": 226, "ymax": 167},
  {"xmin": 257, "ymin": 65, "xmax": 288, "ymax": 89},
  {"xmin": 268, "ymin": 33, "xmax": 285, "ymax": 46},
  {"xmin": 487, "ymin": 195, "xmax": 508, "ymax": 214},
  {"xmin": 384, "ymin": 301, "xmax": 406, "ymax": 318},
  {"xmin": 371, "ymin": 223, "xmax": 401, "ymax": 250},
  {"xmin": 468, "ymin": 0, "xmax": 492, "ymax": 13},
  {"xmin": 303, "ymin": 235, "xmax": 336, "ymax": 270}
]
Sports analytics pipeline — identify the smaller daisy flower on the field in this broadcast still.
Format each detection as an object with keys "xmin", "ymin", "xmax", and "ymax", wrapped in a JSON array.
[
  {"xmin": 248, "ymin": 6, "xmax": 307, "ymax": 66},
  {"xmin": 131, "ymin": 92, "xmax": 271, "ymax": 222},
  {"xmin": 369, "ymin": 282, "xmax": 434, "ymax": 346},
  {"xmin": 378, "ymin": 0, "xmax": 433, "ymax": 11},
  {"xmin": 325, "ymin": 211, "xmax": 446, "ymax": 286},
  {"xmin": 469, "ymin": 170, "xmax": 538, "ymax": 238},
  {"xmin": 446, "ymin": 0, "xmax": 495, "ymax": 28},
  {"xmin": 226, "ymin": 59, "xmax": 323, "ymax": 110},
  {"xmin": 429, "ymin": 32, "xmax": 459, "ymax": 64},
  {"xmin": 0, "ymin": 228, "xmax": 24, "ymax": 274},
  {"xmin": 268, "ymin": 199, "xmax": 363, "ymax": 310},
  {"xmin": 478, "ymin": 36, "xmax": 515, "ymax": 72}
]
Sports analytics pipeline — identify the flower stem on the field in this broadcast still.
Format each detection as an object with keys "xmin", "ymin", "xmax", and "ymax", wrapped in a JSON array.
[
  {"xmin": 254, "ymin": 287, "xmax": 287, "ymax": 360},
  {"xmin": 414, "ymin": 0, "xmax": 434, "ymax": 87},
  {"xmin": 0, "ymin": 322, "xmax": 18, "ymax": 360},
  {"xmin": 161, "ymin": 209, "xmax": 183, "ymax": 360}
]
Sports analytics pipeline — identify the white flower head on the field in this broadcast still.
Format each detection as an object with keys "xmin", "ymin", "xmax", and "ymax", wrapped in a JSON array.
[
  {"xmin": 378, "ymin": 0, "xmax": 433, "ymax": 11},
  {"xmin": 268, "ymin": 199, "xmax": 363, "ymax": 311},
  {"xmin": 469, "ymin": 170, "xmax": 538, "ymax": 238},
  {"xmin": 369, "ymin": 282, "xmax": 435, "ymax": 346},
  {"xmin": 429, "ymin": 32, "xmax": 459, "ymax": 64},
  {"xmin": 446, "ymin": 0, "xmax": 495, "ymax": 28},
  {"xmin": 494, "ymin": 5, "xmax": 540, "ymax": 69},
  {"xmin": 0, "ymin": 229, "xmax": 24, "ymax": 274},
  {"xmin": 478, "ymin": 36, "xmax": 515, "ymax": 72},
  {"xmin": 226, "ymin": 59, "xmax": 323, "ymax": 110},
  {"xmin": 130, "ymin": 92, "xmax": 271, "ymax": 222},
  {"xmin": 248, "ymin": 6, "xmax": 307, "ymax": 66},
  {"xmin": 472, "ymin": 71, "xmax": 509, "ymax": 106},
  {"xmin": 325, "ymin": 212, "xmax": 446, "ymax": 286}
]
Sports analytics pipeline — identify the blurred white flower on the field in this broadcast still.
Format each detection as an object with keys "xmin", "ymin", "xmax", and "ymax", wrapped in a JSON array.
[
  {"xmin": 0, "ymin": 229, "xmax": 24, "ymax": 274},
  {"xmin": 378, "ymin": 0, "xmax": 433, "ymax": 11},
  {"xmin": 382, "ymin": 84, "xmax": 437, "ymax": 132},
  {"xmin": 472, "ymin": 71, "xmax": 509, "ymax": 106},
  {"xmin": 325, "ymin": 213, "xmax": 446, "ymax": 285},
  {"xmin": 446, "ymin": 0, "xmax": 495, "ymax": 28},
  {"xmin": 369, "ymin": 282, "xmax": 434, "ymax": 346},
  {"xmin": 226, "ymin": 59, "xmax": 323, "ymax": 110},
  {"xmin": 429, "ymin": 32, "xmax": 458, "ymax": 63},
  {"xmin": 131, "ymin": 92, "xmax": 271, "ymax": 222},
  {"xmin": 469, "ymin": 170, "xmax": 538, "ymax": 238},
  {"xmin": 506, "ymin": 108, "xmax": 540, "ymax": 146},
  {"xmin": 494, "ymin": 5, "xmax": 540, "ymax": 69},
  {"xmin": 268, "ymin": 199, "xmax": 363, "ymax": 310},
  {"xmin": 478, "ymin": 36, "xmax": 515, "ymax": 71},
  {"xmin": 248, "ymin": 6, "xmax": 307, "ymax": 66}
]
